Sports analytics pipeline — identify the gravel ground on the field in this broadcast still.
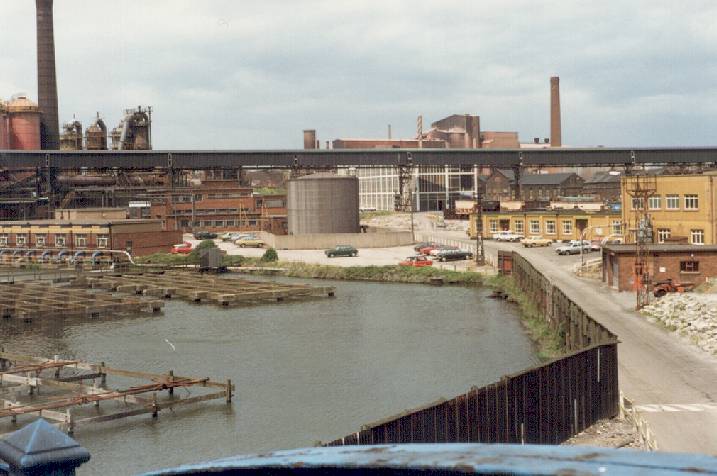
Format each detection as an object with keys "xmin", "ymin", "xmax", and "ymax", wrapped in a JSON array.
[{"xmin": 564, "ymin": 417, "xmax": 647, "ymax": 450}]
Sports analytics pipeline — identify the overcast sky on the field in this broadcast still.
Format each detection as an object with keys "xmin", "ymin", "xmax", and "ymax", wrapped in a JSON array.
[{"xmin": 1, "ymin": 1, "xmax": 715, "ymax": 149}]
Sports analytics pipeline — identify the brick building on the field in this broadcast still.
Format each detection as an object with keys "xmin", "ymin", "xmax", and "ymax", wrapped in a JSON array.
[
  {"xmin": 484, "ymin": 169, "xmax": 517, "ymax": 201},
  {"xmin": 519, "ymin": 173, "xmax": 584, "ymax": 201},
  {"xmin": 0, "ymin": 219, "xmax": 181, "ymax": 256},
  {"xmin": 143, "ymin": 181, "xmax": 288, "ymax": 234},
  {"xmin": 602, "ymin": 244, "xmax": 717, "ymax": 291},
  {"xmin": 584, "ymin": 172, "xmax": 621, "ymax": 202},
  {"xmin": 621, "ymin": 173, "xmax": 717, "ymax": 245}
]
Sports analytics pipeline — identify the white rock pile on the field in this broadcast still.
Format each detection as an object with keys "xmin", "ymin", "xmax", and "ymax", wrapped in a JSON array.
[{"xmin": 641, "ymin": 293, "xmax": 717, "ymax": 355}]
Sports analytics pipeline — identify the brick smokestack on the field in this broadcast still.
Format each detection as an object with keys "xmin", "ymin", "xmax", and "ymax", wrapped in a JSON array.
[
  {"xmin": 550, "ymin": 76, "xmax": 561, "ymax": 148},
  {"xmin": 36, "ymin": 0, "xmax": 60, "ymax": 149}
]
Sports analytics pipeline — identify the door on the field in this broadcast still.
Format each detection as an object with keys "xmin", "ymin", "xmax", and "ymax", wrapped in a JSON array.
[
  {"xmin": 612, "ymin": 257, "xmax": 619, "ymax": 289},
  {"xmin": 499, "ymin": 219, "xmax": 511, "ymax": 231}
]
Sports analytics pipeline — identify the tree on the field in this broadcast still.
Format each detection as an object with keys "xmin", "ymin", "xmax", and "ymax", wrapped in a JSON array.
[{"xmin": 261, "ymin": 248, "xmax": 278, "ymax": 262}]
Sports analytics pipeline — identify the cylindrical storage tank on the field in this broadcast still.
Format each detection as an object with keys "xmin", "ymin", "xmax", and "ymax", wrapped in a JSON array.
[
  {"xmin": 7, "ymin": 95, "xmax": 41, "ymax": 150},
  {"xmin": 287, "ymin": 174, "xmax": 359, "ymax": 235}
]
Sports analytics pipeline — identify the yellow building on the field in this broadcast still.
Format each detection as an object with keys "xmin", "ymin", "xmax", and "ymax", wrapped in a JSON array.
[
  {"xmin": 469, "ymin": 209, "xmax": 622, "ymax": 241},
  {"xmin": 621, "ymin": 173, "xmax": 717, "ymax": 245}
]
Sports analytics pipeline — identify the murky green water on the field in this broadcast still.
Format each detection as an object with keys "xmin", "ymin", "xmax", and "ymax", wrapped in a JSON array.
[{"xmin": 0, "ymin": 275, "xmax": 538, "ymax": 475}]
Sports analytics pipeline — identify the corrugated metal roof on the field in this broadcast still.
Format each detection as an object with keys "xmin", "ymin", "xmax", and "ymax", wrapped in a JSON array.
[{"xmin": 585, "ymin": 172, "xmax": 621, "ymax": 184}]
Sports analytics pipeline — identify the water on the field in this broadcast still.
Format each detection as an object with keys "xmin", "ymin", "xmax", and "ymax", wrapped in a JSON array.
[{"xmin": 0, "ymin": 276, "xmax": 538, "ymax": 475}]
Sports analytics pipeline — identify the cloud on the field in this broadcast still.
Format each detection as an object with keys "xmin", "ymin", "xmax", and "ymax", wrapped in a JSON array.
[{"xmin": 1, "ymin": 0, "xmax": 715, "ymax": 148}]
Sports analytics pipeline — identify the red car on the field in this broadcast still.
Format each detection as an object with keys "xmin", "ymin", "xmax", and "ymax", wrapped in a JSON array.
[
  {"xmin": 170, "ymin": 242, "xmax": 193, "ymax": 254},
  {"xmin": 399, "ymin": 255, "xmax": 433, "ymax": 267},
  {"xmin": 418, "ymin": 245, "xmax": 439, "ymax": 255}
]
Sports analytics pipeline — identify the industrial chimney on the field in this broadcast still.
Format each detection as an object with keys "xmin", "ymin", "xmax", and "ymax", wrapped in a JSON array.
[
  {"xmin": 550, "ymin": 76, "xmax": 561, "ymax": 148},
  {"xmin": 36, "ymin": 0, "xmax": 60, "ymax": 149}
]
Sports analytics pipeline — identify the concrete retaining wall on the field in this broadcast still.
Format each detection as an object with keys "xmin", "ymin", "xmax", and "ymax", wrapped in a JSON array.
[{"xmin": 259, "ymin": 231, "xmax": 413, "ymax": 250}]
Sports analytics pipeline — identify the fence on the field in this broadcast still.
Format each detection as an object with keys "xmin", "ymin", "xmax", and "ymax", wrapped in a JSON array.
[{"xmin": 324, "ymin": 250, "xmax": 619, "ymax": 447}]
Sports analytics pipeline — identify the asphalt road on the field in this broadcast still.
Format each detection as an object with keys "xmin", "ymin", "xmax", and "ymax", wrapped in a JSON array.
[{"xmin": 431, "ymin": 232, "xmax": 717, "ymax": 455}]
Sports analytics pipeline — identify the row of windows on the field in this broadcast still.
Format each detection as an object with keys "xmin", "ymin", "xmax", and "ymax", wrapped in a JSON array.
[
  {"xmin": 656, "ymin": 228, "xmax": 704, "ymax": 244},
  {"xmin": 0, "ymin": 234, "xmax": 109, "ymax": 248},
  {"xmin": 488, "ymin": 220, "xmax": 621, "ymax": 236},
  {"xmin": 632, "ymin": 194, "xmax": 699, "ymax": 210},
  {"xmin": 178, "ymin": 220, "xmax": 259, "ymax": 228}
]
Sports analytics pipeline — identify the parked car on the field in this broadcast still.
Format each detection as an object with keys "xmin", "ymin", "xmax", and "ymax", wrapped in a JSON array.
[
  {"xmin": 170, "ymin": 242, "xmax": 193, "ymax": 254},
  {"xmin": 520, "ymin": 236, "xmax": 552, "ymax": 248},
  {"xmin": 428, "ymin": 245, "xmax": 459, "ymax": 256},
  {"xmin": 399, "ymin": 255, "xmax": 433, "ymax": 267},
  {"xmin": 492, "ymin": 231, "xmax": 523, "ymax": 242},
  {"xmin": 325, "ymin": 245, "xmax": 358, "ymax": 257},
  {"xmin": 221, "ymin": 232, "xmax": 249, "ymax": 242},
  {"xmin": 555, "ymin": 242, "xmax": 591, "ymax": 255},
  {"xmin": 193, "ymin": 231, "xmax": 217, "ymax": 240},
  {"xmin": 434, "ymin": 249, "xmax": 474, "ymax": 262},
  {"xmin": 418, "ymin": 245, "xmax": 440, "ymax": 255},
  {"xmin": 235, "ymin": 237, "xmax": 265, "ymax": 248},
  {"xmin": 413, "ymin": 242, "xmax": 437, "ymax": 252}
]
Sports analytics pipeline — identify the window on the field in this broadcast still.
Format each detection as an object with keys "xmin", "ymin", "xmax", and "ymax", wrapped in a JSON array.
[
  {"xmin": 16, "ymin": 235, "xmax": 26, "ymax": 247},
  {"xmin": 75, "ymin": 234, "xmax": 87, "ymax": 248},
  {"xmin": 666, "ymin": 195, "xmax": 679, "ymax": 210},
  {"xmin": 691, "ymin": 229, "xmax": 704, "ymax": 244},
  {"xmin": 656, "ymin": 228, "xmax": 671, "ymax": 243},
  {"xmin": 35, "ymin": 236, "xmax": 46, "ymax": 247},
  {"xmin": 631, "ymin": 197, "xmax": 644, "ymax": 210},
  {"xmin": 0, "ymin": 235, "xmax": 7, "ymax": 246},
  {"xmin": 680, "ymin": 261, "xmax": 699, "ymax": 273},
  {"xmin": 562, "ymin": 220, "xmax": 573, "ymax": 235},
  {"xmin": 514, "ymin": 220, "xmax": 524, "ymax": 234},
  {"xmin": 97, "ymin": 235, "xmax": 109, "ymax": 249},
  {"xmin": 648, "ymin": 195, "xmax": 661, "ymax": 210},
  {"xmin": 546, "ymin": 220, "xmax": 556, "ymax": 235},
  {"xmin": 55, "ymin": 235, "xmax": 66, "ymax": 247},
  {"xmin": 214, "ymin": 221, "xmax": 224, "ymax": 227},
  {"xmin": 530, "ymin": 220, "xmax": 540, "ymax": 234},
  {"xmin": 226, "ymin": 220, "xmax": 236, "ymax": 227},
  {"xmin": 489, "ymin": 219, "xmax": 498, "ymax": 233},
  {"xmin": 611, "ymin": 220, "xmax": 622, "ymax": 235},
  {"xmin": 684, "ymin": 194, "xmax": 699, "ymax": 210}
]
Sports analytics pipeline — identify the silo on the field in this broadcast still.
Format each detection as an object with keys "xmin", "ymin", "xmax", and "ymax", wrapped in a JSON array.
[
  {"xmin": 8, "ymin": 95, "xmax": 41, "ymax": 150},
  {"xmin": 288, "ymin": 174, "xmax": 359, "ymax": 234}
]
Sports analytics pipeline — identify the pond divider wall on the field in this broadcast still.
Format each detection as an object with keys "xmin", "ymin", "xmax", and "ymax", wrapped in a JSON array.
[{"xmin": 324, "ymin": 251, "xmax": 619, "ymax": 446}]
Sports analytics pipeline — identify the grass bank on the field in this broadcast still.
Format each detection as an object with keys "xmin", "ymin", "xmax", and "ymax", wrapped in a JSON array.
[
  {"xmin": 279, "ymin": 262, "xmax": 484, "ymax": 285},
  {"xmin": 486, "ymin": 274, "xmax": 564, "ymax": 361}
]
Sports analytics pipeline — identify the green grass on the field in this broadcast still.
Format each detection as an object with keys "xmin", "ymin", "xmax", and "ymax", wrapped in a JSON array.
[
  {"xmin": 279, "ymin": 262, "xmax": 484, "ymax": 285},
  {"xmin": 485, "ymin": 275, "xmax": 565, "ymax": 361}
]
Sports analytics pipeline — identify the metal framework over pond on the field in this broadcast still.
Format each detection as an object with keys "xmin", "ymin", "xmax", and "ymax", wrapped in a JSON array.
[
  {"xmin": 0, "ymin": 351, "xmax": 232, "ymax": 435},
  {"xmin": 2, "ymin": 147, "xmax": 717, "ymax": 170}
]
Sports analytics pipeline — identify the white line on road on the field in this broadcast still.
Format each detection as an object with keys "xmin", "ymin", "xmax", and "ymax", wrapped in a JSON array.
[{"xmin": 634, "ymin": 403, "xmax": 717, "ymax": 413}]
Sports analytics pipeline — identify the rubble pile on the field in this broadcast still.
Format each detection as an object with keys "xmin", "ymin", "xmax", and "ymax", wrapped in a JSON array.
[{"xmin": 641, "ymin": 293, "xmax": 717, "ymax": 355}]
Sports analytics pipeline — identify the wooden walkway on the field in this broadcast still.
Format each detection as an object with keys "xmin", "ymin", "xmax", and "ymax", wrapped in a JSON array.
[
  {"xmin": 0, "ymin": 282, "xmax": 163, "ymax": 322},
  {"xmin": 74, "ymin": 271, "xmax": 336, "ymax": 306},
  {"xmin": 0, "ymin": 350, "xmax": 232, "ymax": 434}
]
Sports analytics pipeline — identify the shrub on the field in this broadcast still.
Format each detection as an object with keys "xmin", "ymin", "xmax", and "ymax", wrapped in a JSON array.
[{"xmin": 261, "ymin": 248, "xmax": 279, "ymax": 262}]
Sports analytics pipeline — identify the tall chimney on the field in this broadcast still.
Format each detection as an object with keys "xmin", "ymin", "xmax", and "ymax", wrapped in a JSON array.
[
  {"xmin": 550, "ymin": 76, "xmax": 561, "ymax": 148},
  {"xmin": 36, "ymin": 0, "xmax": 60, "ymax": 149}
]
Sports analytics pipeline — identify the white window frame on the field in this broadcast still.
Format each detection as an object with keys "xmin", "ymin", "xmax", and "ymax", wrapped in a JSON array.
[
  {"xmin": 656, "ymin": 228, "xmax": 671, "ymax": 244},
  {"xmin": 562, "ymin": 220, "xmax": 573, "ymax": 235},
  {"xmin": 514, "ymin": 220, "xmax": 524, "ymax": 234},
  {"xmin": 611, "ymin": 220, "xmax": 622, "ymax": 236},
  {"xmin": 648, "ymin": 195, "xmax": 661, "ymax": 210},
  {"xmin": 75, "ymin": 234, "xmax": 87, "ymax": 248},
  {"xmin": 55, "ymin": 235, "xmax": 66, "ymax": 248},
  {"xmin": 545, "ymin": 220, "xmax": 556, "ymax": 235},
  {"xmin": 16, "ymin": 235, "xmax": 27, "ymax": 247},
  {"xmin": 631, "ymin": 197, "xmax": 644, "ymax": 210},
  {"xmin": 691, "ymin": 229, "xmax": 704, "ymax": 245},
  {"xmin": 0, "ymin": 235, "xmax": 7, "ymax": 246},
  {"xmin": 684, "ymin": 194, "xmax": 699, "ymax": 210},
  {"xmin": 35, "ymin": 235, "xmax": 46, "ymax": 247},
  {"xmin": 489, "ymin": 219, "xmax": 498, "ymax": 233},
  {"xmin": 666, "ymin": 194, "xmax": 679, "ymax": 210},
  {"xmin": 97, "ymin": 235, "xmax": 109, "ymax": 249},
  {"xmin": 529, "ymin": 220, "xmax": 540, "ymax": 234}
]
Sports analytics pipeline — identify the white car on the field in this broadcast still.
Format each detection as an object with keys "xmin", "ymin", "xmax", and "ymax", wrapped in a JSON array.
[{"xmin": 492, "ymin": 231, "xmax": 524, "ymax": 242}]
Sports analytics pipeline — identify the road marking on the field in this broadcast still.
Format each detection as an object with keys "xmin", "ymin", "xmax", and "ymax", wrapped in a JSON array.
[{"xmin": 634, "ymin": 403, "xmax": 717, "ymax": 413}]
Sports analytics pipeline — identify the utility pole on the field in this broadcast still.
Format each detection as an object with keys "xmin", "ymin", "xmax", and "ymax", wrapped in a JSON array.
[
  {"xmin": 626, "ymin": 169, "xmax": 656, "ymax": 310},
  {"xmin": 474, "ymin": 191, "xmax": 485, "ymax": 265}
]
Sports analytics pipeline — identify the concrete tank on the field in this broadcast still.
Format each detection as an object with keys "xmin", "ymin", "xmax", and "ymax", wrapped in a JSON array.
[
  {"xmin": 287, "ymin": 174, "xmax": 359, "ymax": 235},
  {"xmin": 7, "ymin": 95, "xmax": 41, "ymax": 150}
]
